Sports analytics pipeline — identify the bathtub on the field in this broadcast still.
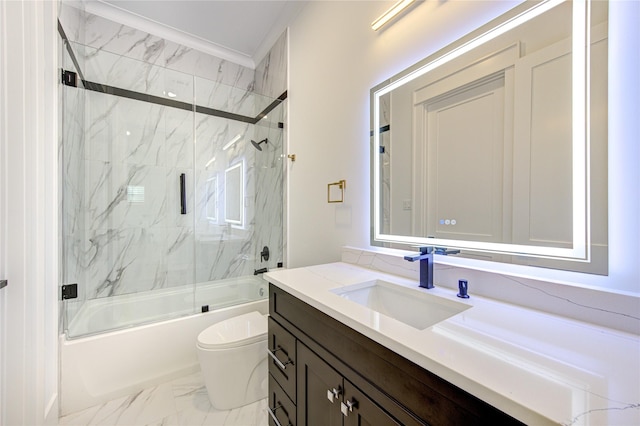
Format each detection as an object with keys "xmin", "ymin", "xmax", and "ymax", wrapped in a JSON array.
[
  {"xmin": 60, "ymin": 276, "xmax": 269, "ymax": 415},
  {"xmin": 66, "ymin": 276, "xmax": 269, "ymax": 338}
]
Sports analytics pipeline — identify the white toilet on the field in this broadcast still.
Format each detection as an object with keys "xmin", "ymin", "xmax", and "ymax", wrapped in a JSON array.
[{"xmin": 196, "ymin": 311, "xmax": 268, "ymax": 410}]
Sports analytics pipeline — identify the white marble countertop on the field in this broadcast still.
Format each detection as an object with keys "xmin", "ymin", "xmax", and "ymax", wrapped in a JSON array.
[{"xmin": 264, "ymin": 262, "xmax": 640, "ymax": 426}]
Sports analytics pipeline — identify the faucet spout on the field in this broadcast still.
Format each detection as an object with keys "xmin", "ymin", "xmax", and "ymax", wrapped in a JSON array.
[{"xmin": 403, "ymin": 247, "xmax": 434, "ymax": 289}]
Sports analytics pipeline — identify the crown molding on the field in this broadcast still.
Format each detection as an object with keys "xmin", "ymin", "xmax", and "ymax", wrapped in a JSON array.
[
  {"xmin": 252, "ymin": 2, "xmax": 304, "ymax": 67},
  {"xmin": 83, "ymin": 0, "xmax": 256, "ymax": 69}
]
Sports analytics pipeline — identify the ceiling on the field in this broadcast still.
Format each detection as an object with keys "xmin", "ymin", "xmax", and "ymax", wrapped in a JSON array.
[{"xmin": 98, "ymin": 0, "xmax": 307, "ymax": 67}]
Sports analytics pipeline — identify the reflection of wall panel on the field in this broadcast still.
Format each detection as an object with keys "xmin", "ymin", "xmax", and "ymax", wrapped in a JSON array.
[
  {"xmin": 513, "ymin": 38, "xmax": 573, "ymax": 248},
  {"xmin": 514, "ymin": 25, "xmax": 608, "ymax": 273}
]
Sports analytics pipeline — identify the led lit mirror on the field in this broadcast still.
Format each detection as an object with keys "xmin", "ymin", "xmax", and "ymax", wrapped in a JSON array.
[
  {"xmin": 371, "ymin": 0, "xmax": 608, "ymax": 274},
  {"xmin": 225, "ymin": 162, "xmax": 244, "ymax": 226}
]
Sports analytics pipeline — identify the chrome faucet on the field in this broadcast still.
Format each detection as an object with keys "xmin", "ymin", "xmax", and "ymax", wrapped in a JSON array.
[{"xmin": 404, "ymin": 247, "xmax": 434, "ymax": 289}]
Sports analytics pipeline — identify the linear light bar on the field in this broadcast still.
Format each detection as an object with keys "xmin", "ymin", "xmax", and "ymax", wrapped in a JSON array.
[
  {"xmin": 222, "ymin": 134, "xmax": 242, "ymax": 151},
  {"xmin": 371, "ymin": 0, "xmax": 416, "ymax": 31}
]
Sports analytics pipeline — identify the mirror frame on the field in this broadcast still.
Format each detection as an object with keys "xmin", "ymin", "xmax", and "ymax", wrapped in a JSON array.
[{"xmin": 371, "ymin": 0, "xmax": 593, "ymax": 262}]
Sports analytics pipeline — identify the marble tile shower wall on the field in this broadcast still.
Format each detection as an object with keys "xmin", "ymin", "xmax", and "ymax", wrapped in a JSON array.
[
  {"xmin": 254, "ymin": 31, "xmax": 288, "ymax": 272},
  {"xmin": 59, "ymin": 4, "xmax": 287, "ymax": 307},
  {"xmin": 82, "ymin": 93, "xmax": 197, "ymax": 297},
  {"xmin": 58, "ymin": 4, "xmax": 254, "ymax": 90},
  {"xmin": 60, "ymin": 35, "xmax": 89, "ymax": 313}
]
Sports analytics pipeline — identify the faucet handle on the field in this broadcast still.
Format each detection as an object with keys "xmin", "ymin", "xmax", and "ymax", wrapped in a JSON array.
[
  {"xmin": 434, "ymin": 247, "xmax": 460, "ymax": 256},
  {"xmin": 404, "ymin": 246, "xmax": 433, "ymax": 262}
]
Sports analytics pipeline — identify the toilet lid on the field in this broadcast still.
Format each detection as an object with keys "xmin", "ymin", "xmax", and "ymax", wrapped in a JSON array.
[{"xmin": 197, "ymin": 311, "xmax": 267, "ymax": 350}]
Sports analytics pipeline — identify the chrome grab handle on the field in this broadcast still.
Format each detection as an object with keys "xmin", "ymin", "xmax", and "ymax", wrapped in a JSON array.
[
  {"xmin": 267, "ymin": 347, "xmax": 292, "ymax": 371},
  {"xmin": 341, "ymin": 398, "xmax": 358, "ymax": 416},
  {"xmin": 327, "ymin": 386, "xmax": 341, "ymax": 403},
  {"xmin": 266, "ymin": 403, "xmax": 292, "ymax": 426}
]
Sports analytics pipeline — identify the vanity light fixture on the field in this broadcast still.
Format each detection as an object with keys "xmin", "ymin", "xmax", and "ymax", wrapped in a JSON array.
[
  {"xmin": 204, "ymin": 156, "xmax": 216, "ymax": 168},
  {"xmin": 371, "ymin": 0, "xmax": 416, "ymax": 31}
]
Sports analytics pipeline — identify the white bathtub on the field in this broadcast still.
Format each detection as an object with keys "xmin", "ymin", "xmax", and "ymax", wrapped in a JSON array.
[
  {"xmin": 66, "ymin": 276, "xmax": 269, "ymax": 338},
  {"xmin": 60, "ymin": 276, "xmax": 269, "ymax": 415}
]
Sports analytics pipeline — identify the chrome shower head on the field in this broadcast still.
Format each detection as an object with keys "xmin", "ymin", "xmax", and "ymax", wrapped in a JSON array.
[{"xmin": 251, "ymin": 138, "xmax": 268, "ymax": 151}]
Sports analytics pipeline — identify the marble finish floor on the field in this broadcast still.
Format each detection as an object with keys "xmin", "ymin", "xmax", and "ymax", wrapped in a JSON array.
[{"xmin": 59, "ymin": 371, "xmax": 268, "ymax": 426}]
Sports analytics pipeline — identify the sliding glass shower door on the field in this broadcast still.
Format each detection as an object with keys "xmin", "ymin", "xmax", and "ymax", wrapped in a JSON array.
[{"xmin": 60, "ymin": 34, "xmax": 284, "ymax": 338}]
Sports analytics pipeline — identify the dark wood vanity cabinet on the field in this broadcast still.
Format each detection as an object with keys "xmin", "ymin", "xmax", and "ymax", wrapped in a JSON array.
[
  {"xmin": 298, "ymin": 342, "xmax": 404, "ymax": 426},
  {"xmin": 268, "ymin": 284, "xmax": 524, "ymax": 426}
]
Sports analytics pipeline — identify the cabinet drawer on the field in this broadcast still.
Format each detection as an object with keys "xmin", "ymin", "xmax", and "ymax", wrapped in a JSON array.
[
  {"xmin": 268, "ymin": 374, "xmax": 296, "ymax": 426},
  {"xmin": 268, "ymin": 317, "xmax": 297, "ymax": 401}
]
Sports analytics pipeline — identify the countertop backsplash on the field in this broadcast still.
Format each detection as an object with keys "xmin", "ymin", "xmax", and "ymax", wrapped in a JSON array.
[{"xmin": 342, "ymin": 246, "xmax": 640, "ymax": 335}]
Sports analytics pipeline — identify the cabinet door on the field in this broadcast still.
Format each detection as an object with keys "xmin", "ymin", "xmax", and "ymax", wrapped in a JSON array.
[
  {"xmin": 269, "ymin": 374, "xmax": 296, "ymax": 426},
  {"xmin": 297, "ymin": 343, "xmax": 343, "ymax": 426},
  {"xmin": 269, "ymin": 317, "xmax": 297, "ymax": 401},
  {"xmin": 342, "ymin": 379, "xmax": 402, "ymax": 426}
]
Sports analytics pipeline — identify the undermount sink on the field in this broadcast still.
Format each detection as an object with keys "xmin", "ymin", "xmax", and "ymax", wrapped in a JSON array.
[{"xmin": 331, "ymin": 280, "xmax": 471, "ymax": 330}]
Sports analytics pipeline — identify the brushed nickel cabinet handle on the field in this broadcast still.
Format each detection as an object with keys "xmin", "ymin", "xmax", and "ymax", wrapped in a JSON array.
[
  {"xmin": 341, "ymin": 398, "xmax": 358, "ymax": 416},
  {"xmin": 327, "ymin": 386, "xmax": 341, "ymax": 403},
  {"xmin": 266, "ymin": 403, "xmax": 292, "ymax": 426},
  {"xmin": 267, "ymin": 347, "xmax": 292, "ymax": 370}
]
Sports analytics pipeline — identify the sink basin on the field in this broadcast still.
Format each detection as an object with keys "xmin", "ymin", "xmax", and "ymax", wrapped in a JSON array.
[{"xmin": 331, "ymin": 280, "xmax": 470, "ymax": 330}]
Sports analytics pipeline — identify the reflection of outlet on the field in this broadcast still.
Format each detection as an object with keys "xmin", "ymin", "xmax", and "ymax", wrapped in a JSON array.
[{"xmin": 402, "ymin": 200, "xmax": 412, "ymax": 210}]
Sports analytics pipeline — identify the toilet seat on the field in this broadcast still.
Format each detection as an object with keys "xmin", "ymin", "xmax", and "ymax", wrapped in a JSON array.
[{"xmin": 197, "ymin": 311, "xmax": 267, "ymax": 350}]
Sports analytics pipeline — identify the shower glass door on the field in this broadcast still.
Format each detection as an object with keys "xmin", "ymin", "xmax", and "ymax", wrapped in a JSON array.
[
  {"xmin": 60, "ymin": 41, "xmax": 198, "ymax": 338},
  {"xmin": 193, "ymin": 77, "xmax": 285, "ymax": 310}
]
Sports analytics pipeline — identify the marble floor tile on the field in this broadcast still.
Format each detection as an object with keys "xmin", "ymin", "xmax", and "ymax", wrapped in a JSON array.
[{"xmin": 59, "ymin": 371, "xmax": 269, "ymax": 426}]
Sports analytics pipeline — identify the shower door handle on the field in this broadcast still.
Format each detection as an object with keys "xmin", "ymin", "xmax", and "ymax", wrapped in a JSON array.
[{"xmin": 179, "ymin": 173, "xmax": 186, "ymax": 215}]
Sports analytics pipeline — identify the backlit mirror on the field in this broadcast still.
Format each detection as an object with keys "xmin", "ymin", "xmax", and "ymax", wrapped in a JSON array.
[
  {"xmin": 225, "ymin": 161, "xmax": 244, "ymax": 227},
  {"xmin": 371, "ymin": 0, "xmax": 608, "ymax": 274}
]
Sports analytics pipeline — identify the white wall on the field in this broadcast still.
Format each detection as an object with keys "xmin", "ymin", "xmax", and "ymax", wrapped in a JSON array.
[
  {"xmin": 287, "ymin": 0, "xmax": 640, "ymax": 294},
  {"xmin": 0, "ymin": 1, "xmax": 59, "ymax": 424}
]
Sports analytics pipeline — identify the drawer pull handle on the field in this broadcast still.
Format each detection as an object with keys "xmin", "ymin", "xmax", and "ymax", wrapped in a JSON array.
[
  {"xmin": 341, "ymin": 398, "xmax": 358, "ymax": 416},
  {"xmin": 267, "ymin": 347, "xmax": 293, "ymax": 371},
  {"xmin": 327, "ymin": 386, "xmax": 341, "ymax": 403},
  {"xmin": 267, "ymin": 403, "xmax": 292, "ymax": 426}
]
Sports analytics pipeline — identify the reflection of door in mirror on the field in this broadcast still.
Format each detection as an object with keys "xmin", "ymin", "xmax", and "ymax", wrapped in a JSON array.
[
  {"xmin": 374, "ymin": 0, "xmax": 608, "ymax": 274},
  {"xmin": 420, "ymin": 76, "xmax": 506, "ymax": 245},
  {"xmin": 392, "ymin": 17, "xmax": 608, "ymax": 273}
]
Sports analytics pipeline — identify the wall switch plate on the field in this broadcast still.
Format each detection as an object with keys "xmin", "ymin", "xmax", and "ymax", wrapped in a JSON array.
[{"xmin": 402, "ymin": 200, "xmax": 412, "ymax": 210}]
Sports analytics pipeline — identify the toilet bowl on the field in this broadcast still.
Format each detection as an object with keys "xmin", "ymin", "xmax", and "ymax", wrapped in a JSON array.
[{"xmin": 196, "ymin": 311, "xmax": 268, "ymax": 410}]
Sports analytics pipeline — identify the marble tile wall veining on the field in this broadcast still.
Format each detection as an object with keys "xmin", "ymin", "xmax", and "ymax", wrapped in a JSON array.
[
  {"xmin": 59, "ymin": 371, "xmax": 268, "ymax": 426},
  {"xmin": 254, "ymin": 31, "xmax": 288, "ymax": 100},
  {"xmin": 254, "ymin": 32, "xmax": 288, "ymax": 270},
  {"xmin": 59, "ymin": 1, "xmax": 288, "ymax": 334},
  {"xmin": 59, "ymin": 3, "xmax": 255, "ymax": 98},
  {"xmin": 342, "ymin": 246, "xmax": 640, "ymax": 335},
  {"xmin": 253, "ymin": 102, "xmax": 286, "ymax": 273}
]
